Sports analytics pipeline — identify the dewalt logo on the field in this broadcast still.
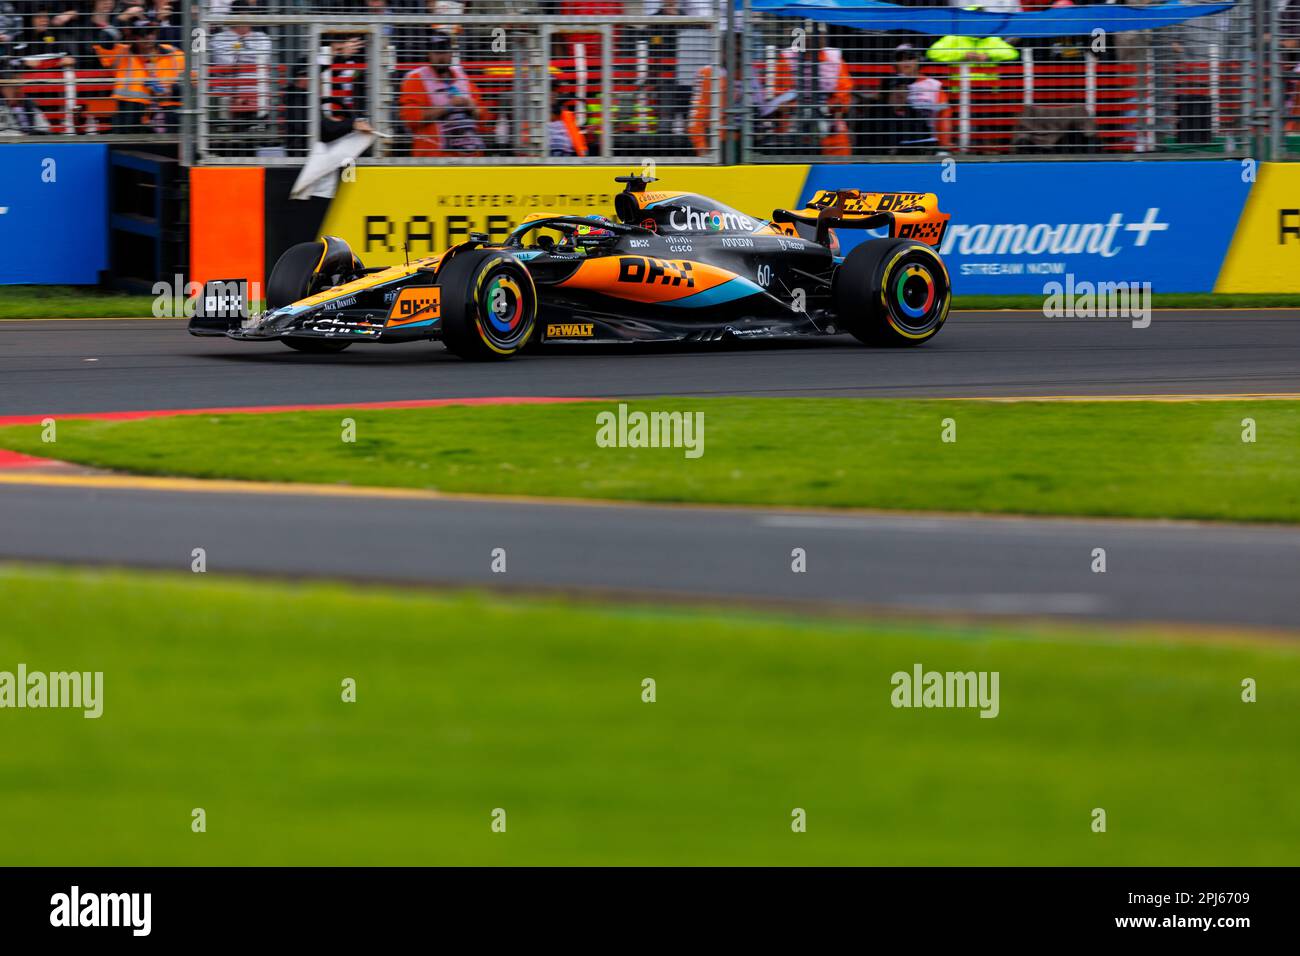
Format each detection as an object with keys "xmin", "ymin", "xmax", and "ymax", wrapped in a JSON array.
[{"xmin": 546, "ymin": 323, "xmax": 594, "ymax": 338}]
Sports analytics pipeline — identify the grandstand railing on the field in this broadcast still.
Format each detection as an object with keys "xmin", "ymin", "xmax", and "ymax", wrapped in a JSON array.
[
  {"xmin": 738, "ymin": 1, "xmax": 1259, "ymax": 163},
  {"xmin": 0, "ymin": 1, "xmax": 1291, "ymax": 164},
  {"xmin": 193, "ymin": 12, "xmax": 722, "ymax": 165}
]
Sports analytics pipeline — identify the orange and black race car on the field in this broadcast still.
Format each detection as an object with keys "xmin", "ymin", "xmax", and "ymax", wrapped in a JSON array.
[{"xmin": 190, "ymin": 175, "xmax": 953, "ymax": 360}]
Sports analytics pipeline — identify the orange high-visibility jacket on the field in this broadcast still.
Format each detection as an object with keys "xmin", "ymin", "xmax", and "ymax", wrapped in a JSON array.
[
  {"xmin": 398, "ymin": 64, "xmax": 485, "ymax": 157},
  {"xmin": 688, "ymin": 64, "xmax": 724, "ymax": 156},
  {"xmin": 771, "ymin": 47, "xmax": 853, "ymax": 155},
  {"xmin": 102, "ymin": 43, "xmax": 183, "ymax": 107},
  {"xmin": 560, "ymin": 109, "xmax": 588, "ymax": 157}
]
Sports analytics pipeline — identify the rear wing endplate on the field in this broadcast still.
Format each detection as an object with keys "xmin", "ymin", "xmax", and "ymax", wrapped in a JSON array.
[{"xmin": 773, "ymin": 189, "xmax": 950, "ymax": 248}]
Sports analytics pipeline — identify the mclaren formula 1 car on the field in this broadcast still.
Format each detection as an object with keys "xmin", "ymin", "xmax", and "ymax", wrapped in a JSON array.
[{"xmin": 190, "ymin": 175, "xmax": 953, "ymax": 359}]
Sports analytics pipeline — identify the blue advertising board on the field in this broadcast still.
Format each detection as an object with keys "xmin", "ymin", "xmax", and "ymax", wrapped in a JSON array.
[
  {"xmin": 0, "ymin": 144, "xmax": 109, "ymax": 284},
  {"xmin": 801, "ymin": 161, "xmax": 1250, "ymax": 294}
]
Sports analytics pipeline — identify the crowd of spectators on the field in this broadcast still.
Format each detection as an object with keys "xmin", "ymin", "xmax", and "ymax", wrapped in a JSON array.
[
  {"xmin": 0, "ymin": 0, "xmax": 1291, "ymax": 160},
  {"xmin": 1, "ymin": 0, "xmax": 185, "ymax": 133}
]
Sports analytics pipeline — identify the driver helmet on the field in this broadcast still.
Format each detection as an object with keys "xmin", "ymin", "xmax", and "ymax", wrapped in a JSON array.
[{"xmin": 574, "ymin": 215, "xmax": 614, "ymax": 240}]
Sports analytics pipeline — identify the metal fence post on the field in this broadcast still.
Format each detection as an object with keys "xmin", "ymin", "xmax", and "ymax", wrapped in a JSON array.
[
  {"xmin": 1268, "ymin": 0, "xmax": 1283, "ymax": 160},
  {"xmin": 740, "ymin": 0, "xmax": 753, "ymax": 164},
  {"xmin": 180, "ymin": 0, "xmax": 196, "ymax": 167}
]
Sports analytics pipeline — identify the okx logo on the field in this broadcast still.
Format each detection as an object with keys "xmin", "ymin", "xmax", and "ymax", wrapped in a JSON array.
[{"xmin": 618, "ymin": 257, "xmax": 695, "ymax": 288}]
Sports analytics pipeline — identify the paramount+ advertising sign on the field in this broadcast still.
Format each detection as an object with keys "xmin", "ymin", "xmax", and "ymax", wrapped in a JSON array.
[{"xmin": 801, "ymin": 160, "xmax": 1253, "ymax": 294}]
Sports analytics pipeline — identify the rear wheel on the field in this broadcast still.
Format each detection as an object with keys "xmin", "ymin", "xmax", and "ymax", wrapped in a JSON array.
[
  {"xmin": 834, "ymin": 238, "xmax": 951, "ymax": 346},
  {"xmin": 438, "ymin": 250, "xmax": 538, "ymax": 360}
]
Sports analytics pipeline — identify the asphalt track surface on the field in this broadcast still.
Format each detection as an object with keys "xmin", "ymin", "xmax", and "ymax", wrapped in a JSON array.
[
  {"xmin": 2, "ymin": 311, "xmax": 1299, "ymax": 414},
  {"xmin": 2, "ymin": 310, "xmax": 1299, "ymax": 632},
  {"xmin": 3, "ymin": 480, "xmax": 1299, "ymax": 631}
]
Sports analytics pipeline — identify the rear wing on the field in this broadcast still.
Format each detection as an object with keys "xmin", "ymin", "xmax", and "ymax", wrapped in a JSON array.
[{"xmin": 773, "ymin": 189, "xmax": 950, "ymax": 248}]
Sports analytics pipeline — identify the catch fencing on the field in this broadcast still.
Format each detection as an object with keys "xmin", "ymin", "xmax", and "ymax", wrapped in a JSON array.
[
  {"xmin": 739, "ymin": 0, "xmax": 1261, "ymax": 161},
  {"xmin": 0, "ymin": 1, "xmax": 1294, "ymax": 164}
]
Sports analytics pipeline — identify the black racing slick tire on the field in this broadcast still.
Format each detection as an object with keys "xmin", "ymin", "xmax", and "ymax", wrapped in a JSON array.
[
  {"xmin": 834, "ymin": 238, "xmax": 951, "ymax": 346},
  {"xmin": 266, "ymin": 241, "xmax": 327, "ymax": 310},
  {"xmin": 437, "ymin": 250, "xmax": 538, "ymax": 361},
  {"xmin": 281, "ymin": 337, "xmax": 352, "ymax": 353}
]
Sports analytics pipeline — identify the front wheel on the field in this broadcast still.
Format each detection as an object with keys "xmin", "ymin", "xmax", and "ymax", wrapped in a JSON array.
[
  {"xmin": 834, "ymin": 238, "xmax": 951, "ymax": 346},
  {"xmin": 437, "ymin": 250, "xmax": 538, "ymax": 360}
]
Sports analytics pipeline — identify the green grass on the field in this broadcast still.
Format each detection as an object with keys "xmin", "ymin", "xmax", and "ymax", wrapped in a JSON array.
[
  {"xmin": 3, "ymin": 285, "xmax": 1300, "ymax": 319},
  {"xmin": 0, "ymin": 286, "xmax": 268, "ymax": 320},
  {"xmin": 1, "ymin": 564, "xmax": 1296, "ymax": 865},
  {"xmin": 0, "ymin": 286, "xmax": 160, "ymax": 319},
  {"xmin": 4, "ymin": 398, "xmax": 1299, "ymax": 522}
]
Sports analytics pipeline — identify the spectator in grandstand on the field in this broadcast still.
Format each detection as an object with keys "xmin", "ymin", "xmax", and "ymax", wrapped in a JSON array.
[
  {"xmin": 80, "ymin": 0, "xmax": 124, "ymax": 69},
  {"xmin": 12, "ymin": 5, "xmax": 78, "ymax": 69},
  {"xmin": 427, "ymin": 0, "xmax": 466, "ymax": 39},
  {"xmin": 927, "ymin": 6, "xmax": 1018, "ymax": 149},
  {"xmin": 150, "ymin": 0, "xmax": 181, "ymax": 48},
  {"xmin": 0, "ymin": 1, "xmax": 17, "ymax": 52},
  {"xmin": 211, "ymin": 0, "xmax": 273, "ymax": 128},
  {"xmin": 319, "ymin": 33, "xmax": 376, "ymax": 143},
  {"xmin": 750, "ymin": 38, "xmax": 854, "ymax": 156},
  {"xmin": 0, "ymin": 2, "xmax": 56, "ymax": 136},
  {"xmin": 1284, "ymin": 0, "xmax": 1300, "ymax": 68},
  {"xmin": 36, "ymin": 5, "xmax": 82, "ymax": 42},
  {"xmin": 211, "ymin": 1, "xmax": 272, "ymax": 67},
  {"xmin": 366, "ymin": 0, "xmax": 425, "ymax": 67},
  {"xmin": 1283, "ymin": 0, "xmax": 1300, "ymax": 123},
  {"xmin": 0, "ymin": 75, "xmax": 53, "ymax": 134},
  {"xmin": 548, "ymin": 95, "xmax": 587, "ymax": 157},
  {"xmin": 398, "ymin": 29, "xmax": 486, "ymax": 157},
  {"xmin": 99, "ymin": 14, "xmax": 183, "ymax": 131},
  {"xmin": 116, "ymin": 2, "xmax": 180, "ymax": 49},
  {"xmin": 926, "ymin": 21, "xmax": 1019, "ymax": 75},
  {"xmin": 281, "ymin": 33, "xmax": 376, "ymax": 154},
  {"xmin": 881, "ymin": 42, "xmax": 942, "ymax": 153},
  {"xmin": 0, "ymin": 0, "xmax": 17, "ymax": 115}
]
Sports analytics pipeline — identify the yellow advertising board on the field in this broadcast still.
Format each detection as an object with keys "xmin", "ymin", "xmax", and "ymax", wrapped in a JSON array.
[
  {"xmin": 1216, "ymin": 163, "xmax": 1300, "ymax": 293},
  {"xmin": 319, "ymin": 165, "xmax": 811, "ymax": 261}
]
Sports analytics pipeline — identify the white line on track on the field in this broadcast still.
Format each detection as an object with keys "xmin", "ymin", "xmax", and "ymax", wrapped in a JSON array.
[
  {"xmin": 897, "ymin": 593, "xmax": 1110, "ymax": 614},
  {"xmin": 757, "ymin": 513, "xmax": 1300, "ymax": 545}
]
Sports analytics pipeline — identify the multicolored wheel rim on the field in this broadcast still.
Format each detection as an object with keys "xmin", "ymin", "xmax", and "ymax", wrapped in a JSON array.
[
  {"xmin": 474, "ymin": 263, "xmax": 534, "ymax": 353},
  {"xmin": 894, "ymin": 264, "xmax": 936, "ymax": 321},
  {"xmin": 882, "ymin": 249, "xmax": 949, "ymax": 338}
]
